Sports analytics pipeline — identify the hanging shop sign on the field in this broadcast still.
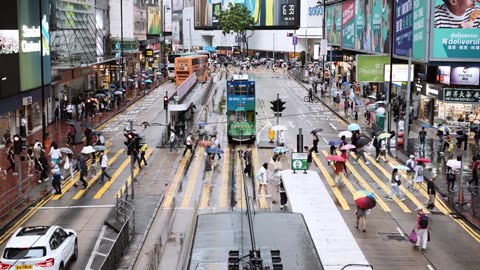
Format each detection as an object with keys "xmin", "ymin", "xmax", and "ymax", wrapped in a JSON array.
[
  {"xmin": 450, "ymin": 67, "xmax": 480, "ymax": 86},
  {"xmin": 444, "ymin": 88, "xmax": 480, "ymax": 103}
]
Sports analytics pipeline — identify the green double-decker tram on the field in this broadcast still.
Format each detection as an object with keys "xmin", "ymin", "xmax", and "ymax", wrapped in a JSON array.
[{"xmin": 226, "ymin": 74, "xmax": 256, "ymax": 143}]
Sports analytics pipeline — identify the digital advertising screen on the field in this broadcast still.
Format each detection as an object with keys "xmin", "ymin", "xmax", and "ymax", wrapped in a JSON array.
[
  {"xmin": 450, "ymin": 66, "xmax": 480, "ymax": 86},
  {"xmin": 194, "ymin": 0, "xmax": 300, "ymax": 30},
  {"xmin": 325, "ymin": 3, "xmax": 342, "ymax": 46},
  {"xmin": 354, "ymin": 0, "xmax": 393, "ymax": 54},
  {"xmin": 0, "ymin": 1, "xmax": 20, "ymax": 98},
  {"xmin": 432, "ymin": 0, "xmax": 480, "ymax": 60},
  {"xmin": 437, "ymin": 66, "xmax": 451, "ymax": 85}
]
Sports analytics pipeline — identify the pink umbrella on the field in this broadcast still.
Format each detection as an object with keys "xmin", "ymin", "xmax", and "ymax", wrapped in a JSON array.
[
  {"xmin": 340, "ymin": 144, "xmax": 356, "ymax": 150},
  {"xmin": 326, "ymin": 156, "xmax": 347, "ymax": 162}
]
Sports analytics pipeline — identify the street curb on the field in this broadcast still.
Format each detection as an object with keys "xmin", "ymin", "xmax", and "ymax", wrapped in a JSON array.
[{"xmin": 292, "ymin": 76, "xmax": 480, "ymax": 233}]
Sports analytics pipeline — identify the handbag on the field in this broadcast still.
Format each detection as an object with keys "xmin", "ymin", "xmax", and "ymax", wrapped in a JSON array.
[
  {"xmin": 409, "ymin": 229, "xmax": 417, "ymax": 244},
  {"xmin": 63, "ymin": 157, "xmax": 71, "ymax": 170}
]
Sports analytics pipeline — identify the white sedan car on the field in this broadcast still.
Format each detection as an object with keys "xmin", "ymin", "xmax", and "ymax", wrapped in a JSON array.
[{"xmin": 0, "ymin": 226, "xmax": 78, "ymax": 270}]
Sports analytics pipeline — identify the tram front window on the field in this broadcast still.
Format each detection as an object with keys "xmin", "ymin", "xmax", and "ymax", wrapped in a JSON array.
[{"xmin": 237, "ymin": 111, "xmax": 246, "ymax": 121}]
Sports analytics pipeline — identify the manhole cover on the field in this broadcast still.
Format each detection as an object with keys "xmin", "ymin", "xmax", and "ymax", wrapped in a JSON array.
[{"xmin": 378, "ymin": 232, "xmax": 405, "ymax": 241}]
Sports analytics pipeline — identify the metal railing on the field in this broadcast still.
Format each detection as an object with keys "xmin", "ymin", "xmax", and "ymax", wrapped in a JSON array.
[
  {"xmin": 471, "ymin": 190, "xmax": 480, "ymax": 217},
  {"xmin": 0, "ymin": 175, "xmax": 38, "ymax": 222},
  {"xmin": 98, "ymin": 194, "xmax": 135, "ymax": 270}
]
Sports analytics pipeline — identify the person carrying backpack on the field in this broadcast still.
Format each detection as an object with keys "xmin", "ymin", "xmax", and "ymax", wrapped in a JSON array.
[{"xmin": 414, "ymin": 207, "xmax": 429, "ymax": 252}]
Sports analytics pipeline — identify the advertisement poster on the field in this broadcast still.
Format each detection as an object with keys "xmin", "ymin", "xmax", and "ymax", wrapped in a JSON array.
[
  {"xmin": 147, "ymin": 5, "xmax": 161, "ymax": 36},
  {"xmin": 342, "ymin": 0, "xmax": 355, "ymax": 49},
  {"xmin": 450, "ymin": 67, "xmax": 480, "ymax": 86},
  {"xmin": 394, "ymin": 0, "xmax": 413, "ymax": 56},
  {"xmin": 0, "ymin": 1, "xmax": 20, "ymax": 98},
  {"xmin": 194, "ymin": 0, "xmax": 300, "ymax": 29},
  {"xmin": 17, "ymin": 0, "xmax": 51, "ymax": 92},
  {"xmin": 355, "ymin": 0, "xmax": 392, "ymax": 53},
  {"xmin": 432, "ymin": 0, "xmax": 480, "ymax": 59},
  {"xmin": 163, "ymin": 0, "xmax": 172, "ymax": 33},
  {"xmin": 356, "ymin": 55, "xmax": 390, "ymax": 82},
  {"xmin": 412, "ymin": 0, "xmax": 427, "ymax": 60},
  {"xmin": 325, "ymin": 3, "xmax": 342, "ymax": 46}
]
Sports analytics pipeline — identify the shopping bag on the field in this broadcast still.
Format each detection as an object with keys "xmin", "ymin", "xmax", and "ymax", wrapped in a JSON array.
[{"xmin": 409, "ymin": 229, "xmax": 417, "ymax": 244}]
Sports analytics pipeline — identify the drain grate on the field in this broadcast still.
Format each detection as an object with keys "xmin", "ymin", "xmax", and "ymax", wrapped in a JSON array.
[{"xmin": 378, "ymin": 232, "xmax": 405, "ymax": 241}]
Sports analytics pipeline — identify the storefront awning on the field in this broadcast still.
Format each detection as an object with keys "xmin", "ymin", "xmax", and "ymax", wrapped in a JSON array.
[{"xmin": 169, "ymin": 103, "xmax": 191, "ymax": 112}]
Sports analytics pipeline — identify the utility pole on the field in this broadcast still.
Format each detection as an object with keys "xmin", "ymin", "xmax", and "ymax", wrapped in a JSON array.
[
  {"xmin": 39, "ymin": 0, "xmax": 46, "ymax": 145},
  {"xmin": 404, "ymin": 49, "xmax": 413, "ymax": 152},
  {"xmin": 276, "ymin": 93, "xmax": 280, "ymax": 146},
  {"xmin": 165, "ymin": 90, "xmax": 169, "ymax": 130},
  {"xmin": 120, "ymin": 0, "xmax": 124, "ymax": 84}
]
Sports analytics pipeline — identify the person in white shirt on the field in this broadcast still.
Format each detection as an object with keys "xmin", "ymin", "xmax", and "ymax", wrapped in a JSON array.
[
  {"xmin": 256, "ymin": 162, "xmax": 270, "ymax": 196},
  {"xmin": 49, "ymin": 142, "xmax": 62, "ymax": 164},
  {"xmin": 20, "ymin": 115, "xmax": 27, "ymax": 137},
  {"xmin": 99, "ymin": 151, "xmax": 111, "ymax": 182},
  {"xmin": 169, "ymin": 130, "xmax": 178, "ymax": 153},
  {"xmin": 183, "ymin": 133, "xmax": 195, "ymax": 157}
]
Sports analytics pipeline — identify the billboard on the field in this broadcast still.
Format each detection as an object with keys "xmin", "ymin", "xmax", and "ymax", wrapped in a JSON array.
[
  {"xmin": 325, "ymin": 3, "xmax": 342, "ymax": 46},
  {"xmin": 394, "ymin": 0, "xmax": 427, "ymax": 60},
  {"xmin": 163, "ymin": 0, "xmax": 172, "ymax": 33},
  {"xmin": 342, "ymin": 0, "xmax": 355, "ymax": 49},
  {"xmin": 194, "ymin": 0, "xmax": 300, "ymax": 30},
  {"xmin": 147, "ymin": 5, "xmax": 161, "ymax": 36},
  {"xmin": 356, "ymin": 55, "xmax": 390, "ymax": 82},
  {"xmin": 432, "ymin": 0, "xmax": 480, "ymax": 60},
  {"xmin": 437, "ymin": 66, "xmax": 451, "ymax": 85},
  {"xmin": 18, "ymin": 0, "xmax": 51, "ymax": 92},
  {"xmin": 0, "ymin": 1, "xmax": 20, "ymax": 98},
  {"xmin": 450, "ymin": 67, "xmax": 480, "ymax": 86},
  {"xmin": 384, "ymin": 64, "xmax": 414, "ymax": 82},
  {"xmin": 354, "ymin": 0, "xmax": 392, "ymax": 53}
]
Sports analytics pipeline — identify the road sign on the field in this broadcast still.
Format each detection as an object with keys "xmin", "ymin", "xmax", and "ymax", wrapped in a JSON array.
[
  {"xmin": 293, "ymin": 35, "xmax": 298, "ymax": 46},
  {"xmin": 291, "ymin": 152, "xmax": 308, "ymax": 171}
]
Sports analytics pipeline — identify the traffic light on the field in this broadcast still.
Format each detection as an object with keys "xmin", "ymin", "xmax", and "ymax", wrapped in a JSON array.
[
  {"xmin": 163, "ymin": 96, "xmax": 169, "ymax": 110},
  {"xmin": 13, "ymin": 134, "xmax": 22, "ymax": 154},
  {"xmin": 124, "ymin": 132, "xmax": 135, "ymax": 155},
  {"xmin": 270, "ymin": 99, "xmax": 286, "ymax": 116}
]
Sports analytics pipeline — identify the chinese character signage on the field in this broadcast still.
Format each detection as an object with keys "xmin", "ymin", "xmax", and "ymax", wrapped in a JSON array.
[
  {"xmin": 394, "ymin": 0, "xmax": 427, "ymax": 61},
  {"xmin": 431, "ymin": 0, "xmax": 480, "ymax": 60},
  {"xmin": 342, "ymin": 0, "xmax": 355, "ymax": 49},
  {"xmin": 356, "ymin": 55, "xmax": 390, "ymax": 82},
  {"xmin": 444, "ymin": 88, "xmax": 480, "ymax": 103}
]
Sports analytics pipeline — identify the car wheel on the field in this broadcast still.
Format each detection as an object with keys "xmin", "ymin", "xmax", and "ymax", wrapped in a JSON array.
[{"xmin": 72, "ymin": 239, "xmax": 78, "ymax": 261}]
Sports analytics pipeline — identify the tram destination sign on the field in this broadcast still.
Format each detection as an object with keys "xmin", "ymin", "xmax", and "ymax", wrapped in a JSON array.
[
  {"xmin": 291, "ymin": 152, "xmax": 308, "ymax": 172},
  {"xmin": 443, "ymin": 88, "xmax": 480, "ymax": 103}
]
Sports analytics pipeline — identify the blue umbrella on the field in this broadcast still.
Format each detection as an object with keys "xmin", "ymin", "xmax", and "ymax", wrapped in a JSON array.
[
  {"xmin": 109, "ymin": 83, "xmax": 116, "ymax": 88},
  {"xmin": 348, "ymin": 123, "xmax": 361, "ymax": 131},
  {"xmin": 355, "ymin": 99, "xmax": 362, "ymax": 105},
  {"xmin": 206, "ymin": 147, "xmax": 224, "ymax": 154},
  {"xmin": 421, "ymin": 123, "xmax": 433, "ymax": 128},
  {"xmin": 273, "ymin": 146, "xmax": 289, "ymax": 154},
  {"xmin": 328, "ymin": 140, "xmax": 342, "ymax": 146},
  {"xmin": 145, "ymin": 79, "xmax": 153, "ymax": 83}
]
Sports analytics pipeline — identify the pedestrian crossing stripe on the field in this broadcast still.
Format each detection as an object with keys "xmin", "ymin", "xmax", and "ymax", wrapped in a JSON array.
[
  {"xmin": 313, "ymin": 153, "xmax": 350, "ymax": 210},
  {"xmin": 350, "ymin": 152, "xmax": 411, "ymax": 213},
  {"xmin": 252, "ymin": 148, "xmax": 268, "ymax": 209},
  {"xmin": 116, "ymin": 149, "xmax": 154, "ymax": 198},
  {"xmin": 362, "ymin": 153, "xmax": 428, "ymax": 213},
  {"xmin": 319, "ymin": 150, "xmax": 391, "ymax": 212},
  {"xmin": 218, "ymin": 149, "xmax": 230, "ymax": 209},
  {"xmin": 181, "ymin": 148, "xmax": 205, "ymax": 208},
  {"xmin": 162, "ymin": 152, "xmax": 191, "ymax": 208},
  {"xmin": 52, "ymin": 146, "xmax": 116, "ymax": 200},
  {"xmin": 236, "ymin": 154, "xmax": 247, "ymax": 209}
]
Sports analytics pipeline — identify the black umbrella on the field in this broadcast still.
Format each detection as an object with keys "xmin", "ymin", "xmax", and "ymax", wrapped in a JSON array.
[
  {"xmin": 356, "ymin": 137, "xmax": 370, "ymax": 147},
  {"xmin": 311, "ymin": 128, "xmax": 324, "ymax": 134},
  {"xmin": 80, "ymin": 122, "xmax": 94, "ymax": 128}
]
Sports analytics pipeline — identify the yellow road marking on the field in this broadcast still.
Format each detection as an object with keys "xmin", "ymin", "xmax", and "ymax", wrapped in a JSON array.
[
  {"xmin": 313, "ymin": 152, "xmax": 350, "ymax": 210},
  {"xmin": 351, "ymin": 152, "xmax": 410, "ymax": 213},
  {"xmin": 218, "ymin": 149, "xmax": 230, "ymax": 209},
  {"xmin": 181, "ymin": 148, "xmax": 205, "ymax": 208},
  {"xmin": 236, "ymin": 154, "xmax": 247, "ymax": 209},
  {"xmin": 52, "ymin": 142, "xmax": 113, "ymax": 200},
  {"xmin": 318, "ymin": 151, "xmax": 357, "ymax": 195},
  {"xmin": 94, "ymin": 157, "xmax": 130, "ymax": 199},
  {"xmin": 162, "ymin": 152, "xmax": 191, "ymax": 208},
  {"xmin": 252, "ymin": 148, "xmax": 268, "ymax": 209},
  {"xmin": 116, "ymin": 149, "xmax": 154, "ymax": 197},
  {"xmin": 0, "ymin": 194, "xmax": 52, "ymax": 244},
  {"xmin": 73, "ymin": 149, "xmax": 127, "ymax": 200},
  {"xmin": 364, "ymin": 153, "xmax": 428, "ymax": 213}
]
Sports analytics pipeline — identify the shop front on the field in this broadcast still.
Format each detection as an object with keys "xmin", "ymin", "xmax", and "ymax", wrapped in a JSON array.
[{"xmin": 438, "ymin": 88, "xmax": 480, "ymax": 123}]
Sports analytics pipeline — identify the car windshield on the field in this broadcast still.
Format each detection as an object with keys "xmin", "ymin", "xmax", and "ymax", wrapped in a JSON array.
[{"xmin": 3, "ymin": 247, "xmax": 46, "ymax": 259}]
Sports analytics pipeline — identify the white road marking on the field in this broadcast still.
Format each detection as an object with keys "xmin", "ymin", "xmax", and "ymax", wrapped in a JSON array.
[
  {"xmin": 307, "ymin": 120, "xmax": 313, "ymax": 127},
  {"xmin": 322, "ymin": 137, "xmax": 329, "ymax": 144},
  {"xmin": 288, "ymin": 121, "xmax": 295, "ymax": 128},
  {"xmin": 329, "ymin": 123, "xmax": 338, "ymax": 130},
  {"xmin": 32, "ymin": 205, "xmax": 115, "ymax": 210},
  {"xmin": 427, "ymin": 265, "xmax": 435, "ymax": 270},
  {"xmin": 396, "ymin": 227, "xmax": 405, "ymax": 237}
]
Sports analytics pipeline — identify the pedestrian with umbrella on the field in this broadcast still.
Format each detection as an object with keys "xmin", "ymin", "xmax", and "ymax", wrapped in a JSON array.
[
  {"xmin": 353, "ymin": 138, "xmax": 370, "ymax": 165},
  {"xmin": 255, "ymin": 162, "xmax": 270, "ymax": 196},
  {"xmin": 376, "ymin": 137, "xmax": 387, "ymax": 162},
  {"xmin": 76, "ymin": 153, "xmax": 88, "ymax": 189},
  {"xmin": 312, "ymin": 132, "xmax": 319, "ymax": 153},
  {"xmin": 326, "ymin": 156, "xmax": 347, "ymax": 187},
  {"xmin": 353, "ymin": 190, "xmax": 376, "ymax": 232},
  {"xmin": 387, "ymin": 168, "xmax": 406, "ymax": 202}
]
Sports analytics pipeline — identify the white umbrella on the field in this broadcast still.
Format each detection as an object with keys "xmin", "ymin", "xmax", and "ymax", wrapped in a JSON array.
[
  {"xmin": 271, "ymin": 125, "xmax": 288, "ymax": 131},
  {"xmin": 81, "ymin": 146, "xmax": 96, "ymax": 154},
  {"xmin": 446, "ymin": 159, "xmax": 461, "ymax": 170},
  {"xmin": 375, "ymin": 107, "xmax": 386, "ymax": 114},
  {"xmin": 338, "ymin": 130, "xmax": 353, "ymax": 138},
  {"xmin": 114, "ymin": 90, "xmax": 123, "ymax": 95}
]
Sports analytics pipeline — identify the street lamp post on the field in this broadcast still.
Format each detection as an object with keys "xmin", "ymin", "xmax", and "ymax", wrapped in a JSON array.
[{"xmin": 120, "ymin": 0, "xmax": 124, "ymax": 83}]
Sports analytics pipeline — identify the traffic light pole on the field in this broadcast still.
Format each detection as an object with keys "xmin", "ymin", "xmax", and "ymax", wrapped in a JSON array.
[
  {"xmin": 129, "ymin": 120, "xmax": 135, "ymax": 199},
  {"xmin": 276, "ymin": 93, "xmax": 280, "ymax": 146},
  {"xmin": 17, "ymin": 154, "xmax": 22, "ymax": 196},
  {"xmin": 165, "ymin": 90, "xmax": 169, "ymax": 130}
]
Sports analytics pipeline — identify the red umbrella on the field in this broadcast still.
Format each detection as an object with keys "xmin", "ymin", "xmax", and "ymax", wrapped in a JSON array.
[
  {"xmin": 326, "ymin": 155, "xmax": 346, "ymax": 162},
  {"xmin": 353, "ymin": 190, "xmax": 377, "ymax": 210},
  {"xmin": 199, "ymin": 140, "xmax": 213, "ymax": 147},
  {"xmin": 415, "ymin": 158, "xmax": 431, "ymax": 164}
]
